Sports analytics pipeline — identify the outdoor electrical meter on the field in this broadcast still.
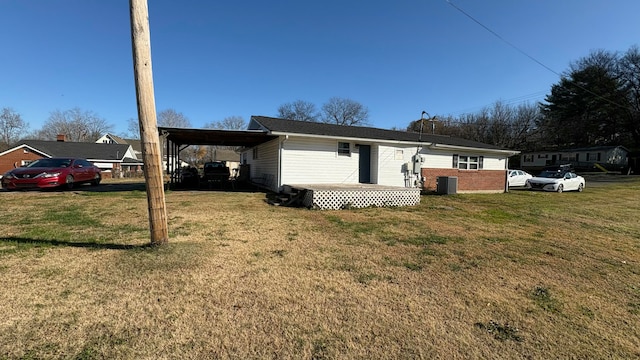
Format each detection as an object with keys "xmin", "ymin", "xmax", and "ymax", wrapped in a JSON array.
[{"xmin": 412, "ymin": 154, "xmax": 424, "ymax": 174}]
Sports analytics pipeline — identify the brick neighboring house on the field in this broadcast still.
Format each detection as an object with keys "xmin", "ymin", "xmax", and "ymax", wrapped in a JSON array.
[{"xmin": 0, "ymin": 136, "xmax": 141, "ymax": 179}]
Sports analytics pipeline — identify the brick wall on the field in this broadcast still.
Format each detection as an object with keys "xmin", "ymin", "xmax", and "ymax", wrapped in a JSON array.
[
  {"xmin": 0, "ymin": 147, "xmax": 44, "ymax": 175},
  {"xmin": 421, "ymin": 168, "xmax": 507, "ymax": 193}
]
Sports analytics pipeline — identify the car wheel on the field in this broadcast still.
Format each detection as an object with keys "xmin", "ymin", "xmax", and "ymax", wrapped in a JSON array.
[
  {"xmin": 556, "ymin": 184, "xmax": 563, "ymax": 193},
  {"xmin": 65, "ymin": 175, "xmax": 74, "ymax": 190},
  {"xmin": 91, "ymin": 173, "xmax": 101, "ymax": 186},
  {"xmin": 578, "ymin": 183, "xmax": 584, "ymax": 192}
]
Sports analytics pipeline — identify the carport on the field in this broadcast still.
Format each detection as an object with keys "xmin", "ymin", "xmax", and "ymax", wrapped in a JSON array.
[{"xmin": 158, "ymin": 126, "xmax": 277, "ymax": 187}]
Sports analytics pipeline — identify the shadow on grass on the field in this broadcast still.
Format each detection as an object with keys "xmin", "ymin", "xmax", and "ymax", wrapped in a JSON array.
[
  {"xmin": 1, "ymin": 181, "xmax": 269, "ymax": 194},
  {"xmin": 0, "ymin": 236, "xmax": 152, "ymax": 250},
  {"xmin": 0, "ymin": 182, "xmax": 148, "ymax": 193}
]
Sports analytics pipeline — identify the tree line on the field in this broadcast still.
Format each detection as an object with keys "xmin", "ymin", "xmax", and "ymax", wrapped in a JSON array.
[
  {"xmin": 3, "ymin": 45, "xmax": 638, "ymax": 155},
  {"xmin": 407, "ymin": 46, "xmax": 640, "ymax": 152}
]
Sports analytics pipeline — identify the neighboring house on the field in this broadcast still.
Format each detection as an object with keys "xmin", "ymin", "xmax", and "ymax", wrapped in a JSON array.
[
  {"xmin": 96, "ymin": 133, "xmax": 143, "ymax": 159},
  {"xmin": 242, "ymin": 116, "xmax": 518, "ymax": 193},
  {"xmin": 0, "ymin": 137, "xmax": 141, "ymax": 178},
  {"xmin": 96, "ymin": 133, "xmax": 188, "ymax": 171},
  {"xmin": 207, "ymin": 148, "xmax": 241, "ymax": 176},
  {"xmin": 521, "ymin": 145, "xmax": 629, "ymax": 172}
]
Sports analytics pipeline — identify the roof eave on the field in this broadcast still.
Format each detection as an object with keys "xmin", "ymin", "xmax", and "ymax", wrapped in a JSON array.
[
  {"xmin": 268, "ymin": 131, "xmax": 430, "ymax": 146},
  {"xmin": 428, "ymin": 143, "xmax": 519, "ymax": 156}
]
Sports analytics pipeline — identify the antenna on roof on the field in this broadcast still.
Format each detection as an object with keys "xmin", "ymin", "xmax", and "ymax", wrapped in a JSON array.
[{"xmin": 419, "ymin": 111, "xmax": 428, "ymax": 142}]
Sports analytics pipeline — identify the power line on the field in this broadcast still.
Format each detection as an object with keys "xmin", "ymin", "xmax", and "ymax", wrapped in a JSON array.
[
  {"xmin": 446, "ymin": 0, "xmax": 561, "ymax": 77},
  {"xmin": 446, "ymin": 0, "xmax": 629, "ymax": 111},
  {"xmin": 447, "ymin": 90, "xmax": 546, "ymax": 117}
]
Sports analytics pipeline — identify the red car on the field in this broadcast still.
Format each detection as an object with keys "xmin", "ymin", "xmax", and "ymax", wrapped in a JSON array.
[{"xmin": 1, "ymin": 157, "xmax": 102, "ymax": 190}]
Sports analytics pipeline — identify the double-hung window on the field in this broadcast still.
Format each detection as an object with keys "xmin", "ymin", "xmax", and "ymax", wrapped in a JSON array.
[
  {"xmin": 338, "ymin": 142, "xmax": 351, "ymax": 156},
  {"xmin": 453, "ymin": 154, "xmax": 483, "ymax": 170}
]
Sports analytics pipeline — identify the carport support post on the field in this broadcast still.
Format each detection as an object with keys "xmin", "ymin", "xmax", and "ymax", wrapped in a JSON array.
[{"xmin": 129, "ymin": 0, "xmax": 169, "ymax": 245}]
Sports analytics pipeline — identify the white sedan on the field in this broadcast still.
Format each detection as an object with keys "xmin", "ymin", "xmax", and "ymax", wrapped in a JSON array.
[
  {"xmin": 508, "ymin": 170, "xmax": 533, "ymax": 187},
  {"xmin": 525, "ymin": 171, "xmax": 585, "ymax": 193}
]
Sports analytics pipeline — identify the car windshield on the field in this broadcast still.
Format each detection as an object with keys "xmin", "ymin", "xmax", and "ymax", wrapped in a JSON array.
[
  {"xmin": 27, "ymin": 158, "xmax": 72, "ymax": 168},
  {"xmin": 538, "ymin": 170, "xmax": 564, "ymax": 178}
]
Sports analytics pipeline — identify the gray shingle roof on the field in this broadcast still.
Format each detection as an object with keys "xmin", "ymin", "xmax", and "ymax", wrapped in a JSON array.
[
  {"xmin": 20, "ymin": 140, "xmax": 131, "ymax": 161},
  {"xmin": 250, "ymin": 116, "xmax": 507, "ymax": 150}
]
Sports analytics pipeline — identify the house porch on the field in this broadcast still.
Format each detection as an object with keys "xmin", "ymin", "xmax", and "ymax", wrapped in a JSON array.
[{"xmin": 283, "ymin": 184, "xmax": 421, "ymax": 210}]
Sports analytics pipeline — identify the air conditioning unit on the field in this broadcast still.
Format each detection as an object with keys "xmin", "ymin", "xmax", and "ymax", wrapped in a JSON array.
[{"xmin": 437, "ymin": 176, "xmax": 458, "ymax": 195}]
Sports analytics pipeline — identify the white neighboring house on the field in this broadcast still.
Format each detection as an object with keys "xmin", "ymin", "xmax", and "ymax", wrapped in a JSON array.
[
  {"xmin": 96, "ymin": 133, "xmax": 188, "ymax": 172},
  {"xmin": 241, "ymin": 116, "xmax": 519, "ymax": 193},
  {"xmin": 521, "ymin": 145, "xmax": 629, "ymax": 172}
]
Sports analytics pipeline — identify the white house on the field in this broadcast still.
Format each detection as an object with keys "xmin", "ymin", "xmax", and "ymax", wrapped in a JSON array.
[
  {"xmin": 521, "ymin": 145, "xmax": 629, "ymax": 172},
  {"xmin": 95, "ymin": 133, "xmax": 188, "ymax": 172},
  {"xmin": 242, "ymin": 116, "xmax": 518, "ymax": 194}
]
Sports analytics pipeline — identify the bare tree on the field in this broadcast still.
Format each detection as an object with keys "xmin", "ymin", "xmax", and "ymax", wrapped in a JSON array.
[
  {"xmin": 204, "ymin": 116, "xmax": 246, "ymax": 130},
  {"xmin": 406, "ymin": 101, "xmax": 540, "ymax": 151},
  {"xmin": 619, "ymin": 46, "xmax": 640, "ymax": 146},
  {"xmin": 277, "ymin": 100, "xmax": 319, "ymax": 122},
  {"xmin": 158, "ymin": 109, "xmax": 191, "ymax": 128},
  {"xmin": 201, "ymin": 116, "xmax": 247, "ymax": 160},
  {"xmin": 0, "ymin": 107, "xmax": 28, "ymax": 149},
  {"xmin": 37, "ymin": 107, "xmax": 113, "ymax": 142},
  {"xmin": 126, "ymin": 117, "xmax": 140, "ymax": 139},
  {"xmin": 321, "ymin": 97, "xmax": 370, "ymax": 126}
]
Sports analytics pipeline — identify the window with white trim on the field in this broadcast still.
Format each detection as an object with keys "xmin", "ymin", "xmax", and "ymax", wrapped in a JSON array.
[
  {"xmin": 252, "ymin": 147, "xmax": 259, "ymax": 160},
  {"xmin": 453, "ymin": 154, "xmax": 483, "ymax": 170},
  {"xmin": 337, "ymin": 142, "xmax": 351, "ymax": 156}
]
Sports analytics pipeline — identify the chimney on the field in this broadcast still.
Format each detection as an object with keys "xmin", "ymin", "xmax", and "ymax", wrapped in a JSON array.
[{"xmin": 57, "ymin": 134, "xmax": 66, "ymax": 142}]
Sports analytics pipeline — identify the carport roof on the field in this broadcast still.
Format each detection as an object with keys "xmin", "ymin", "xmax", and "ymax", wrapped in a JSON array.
[{"xmin": 158, "ymin": 127, "xmax": 277, "ymax": 147}]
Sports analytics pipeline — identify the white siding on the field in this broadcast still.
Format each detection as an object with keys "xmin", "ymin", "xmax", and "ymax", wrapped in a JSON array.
[
  {"xmin": 483, "ymin": 156, "xmax": 506, "ymax": 170},
  {"xmin": 245, "ymin": 138, "xmax": 279, "ymax": 190},
  {"xmin": 423, "ymin": 151, "xmax": 453, "ymax": 169},
  {"xmin": 376, "ymin": 144, "xmax": 417, "ymax": 187},
  {"xmin": 423, "ymin": 150, "xmax": 506, "ymax": 170},
  {"xmin": 243, "ymin": 135, "xmax": 511, "ymax": 190},
  {"xmin": 281, "ymin": 137, "xmax": 360, "ymax": 185}
]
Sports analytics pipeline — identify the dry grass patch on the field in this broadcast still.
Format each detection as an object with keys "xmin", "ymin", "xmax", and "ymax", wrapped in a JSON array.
[{"xmin": 0, "ymin": 177, "xmax": 639, "ymax": 358}]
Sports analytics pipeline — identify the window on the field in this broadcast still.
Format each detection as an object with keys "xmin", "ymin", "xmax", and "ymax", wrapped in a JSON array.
[
  {"xmin": 395, "ymin": 149, "xmax": 404, "ymax": 160},
  {"xmin": 252, "ymin": 147, "xmax": 259, "ymax": 160},
  {"xmin": 588, "ymin": 152, "xmax": 602, "ymax": 161},
  {"xmin": 453, "ymin": 154, "xmax": 483, "ymax": 170},
  {"xmin": 338, "ymin": 142, "xmax": 350, "ymax": 156}
]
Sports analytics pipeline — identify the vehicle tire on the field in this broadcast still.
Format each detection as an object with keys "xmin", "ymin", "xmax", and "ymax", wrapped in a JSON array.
[
  {"xmin": 556, "ymin": 184, "xmax": 563, "ymax": 193},
  {"xmin": 65, "ymin": 175, "xmax": 74, "ymax": 190},
  {"xmin": 578, "ymin": 183, "xmax": 584, "ymax": 192},
  {"xmin": 91, "ymin": 174, "xmax": 101, "ymax": 186}
]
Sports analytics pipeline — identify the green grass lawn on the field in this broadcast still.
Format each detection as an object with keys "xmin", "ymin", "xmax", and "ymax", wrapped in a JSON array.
[{"xmin": 0, "ymin": 176, "xmax": 639, "ymax": 359}]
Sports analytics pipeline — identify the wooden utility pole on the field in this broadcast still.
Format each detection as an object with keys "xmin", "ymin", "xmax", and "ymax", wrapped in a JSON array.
[{"xmin": 129, "ymin": 0, "xmax": 169, "ymax": 245}]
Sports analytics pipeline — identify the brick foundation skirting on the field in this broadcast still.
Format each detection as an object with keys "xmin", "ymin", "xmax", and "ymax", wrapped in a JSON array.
[{"xmin": 421, "ymin": 168, "xmax": 506, "ymax": 192}]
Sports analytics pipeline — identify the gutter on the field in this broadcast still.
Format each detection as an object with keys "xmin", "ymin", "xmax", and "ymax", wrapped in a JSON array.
[
  {"xmin": 428, "ymin": 143, "xmax": 520, "ymax": 156},
  {"xmin": 277, "ymin": 135, "xmax": 289, "ymax": 190},
  {"xmin": 268, "ymin": 131, "xmax": 432, "ymax": 147}
]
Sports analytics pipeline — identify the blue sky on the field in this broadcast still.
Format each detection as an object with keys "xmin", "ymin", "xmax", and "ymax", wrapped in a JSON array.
[{"xmin": 2, "ymin": 0, "xmax": 639, "ymax": 137}]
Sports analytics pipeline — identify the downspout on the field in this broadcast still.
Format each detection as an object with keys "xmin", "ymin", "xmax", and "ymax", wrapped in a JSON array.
[
  {"xmin": 277, "ymin": 135, "xmax": 289, "ymax": 192},
  {"xmin": 505, "ymin": 155, "xmax": 509, "ymax": 193}
]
